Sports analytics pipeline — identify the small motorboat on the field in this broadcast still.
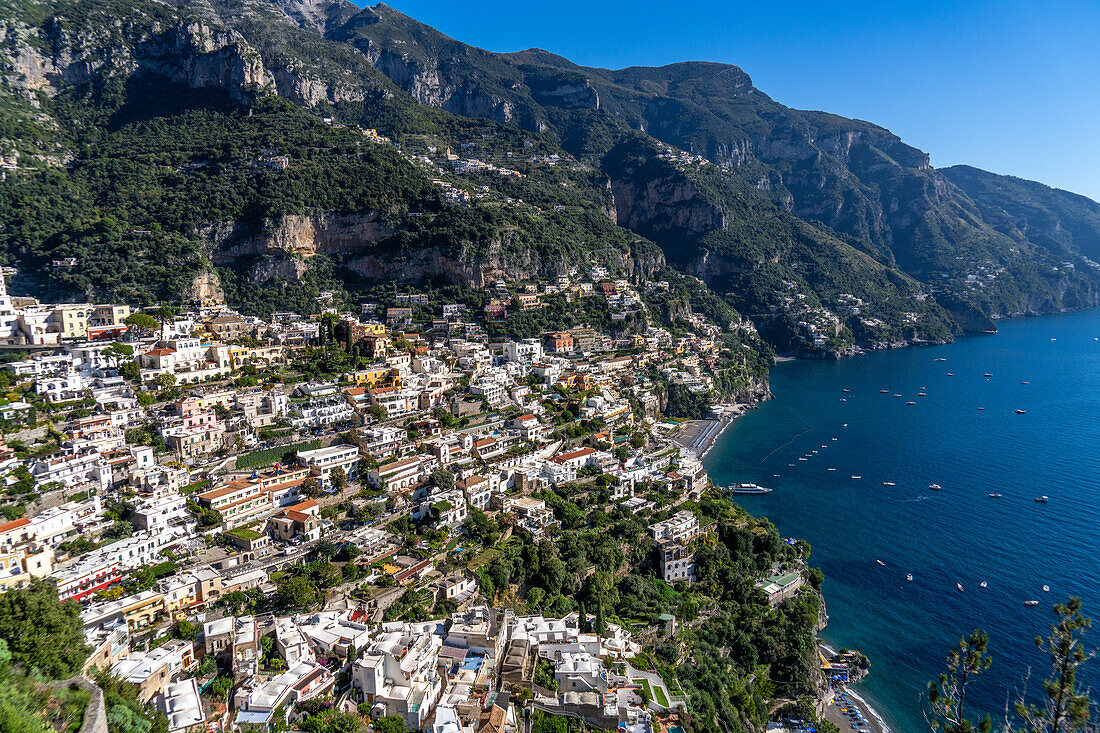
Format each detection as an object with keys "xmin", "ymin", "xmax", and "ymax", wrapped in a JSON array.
[
  {"xmin": 883, "ymin": 481, "xmax": 895, "ymax": 486},
  {"xmin": 1016, "ymin": 409, "xmax": 1027, "ymax": 414},
  {"xmin": 893, "ymin": 393, "xmax": 902, "ymax": 397},
  {"xmin": 876, "ymin": 560, "xmax": 885, "ymax": 566},
  {"xmin": 947, "ymin": 372, "xmax": 954, "ymax": 376},
  {"xmin": 827, "ymin": 467, "xmax": 837, "ymax": 471},
  {"xmin": 983, "ymin": 373, "xmax": 993, "ymax": 377},
  {"xmin": 880, "ymin": 389, "xmax": 890, "ymax": 394},
  {"xmin": 1043, "ymin": 585, "xmax": 1050, "ymax": 592},
  {"xmin": 907, "ymin": 401, "xmax": 916, "ymax": 405},
  {"xmin": 980, "ymin": 581, "xmax": 988, "ymax": 588},
  {"xmin": 989, "ymin": 493, "xmax": 1003, "ymax": 498},
  {"xmin": 957, "ymin": 583, "xmax": 965, "ymax": 592},
  {"xmin": 978, "ymin": 407, "xmax": 985, "ymax": 410},
  {"xmin": 935, "ymin": 357, "xmax": 947, "ymax": 362},
  {"xmin": 842, "ymin": 388, "xmax": 851, "ymax": 393},
  {"xmin": 1025, "ymin": 600, "xmax": 1040, "ymax": 606},
  {"xmin": 851, "ymin": 475, "xmax": 862, "ymax": 480},
  {"xmin": 1021, "ymin": 381, "xmax": 1030, "ymax": 385},
  {"xmin": 832, "ymin": 437, "xmax": 838, "ymax": 441},
  {"xmin": 907, "ymin": 574, "xmax": 913, "ymax": 582},
  {"xmin": 929, "ymin": 484, "xmax": 942, "ymax": 490},
  {"xmin": 1035, "ymin": 496, "xmax": 1049, "ymax": 503},
  {"xmin": 918, "ymin": 392, "xmax": 927, "ymax": 396}
]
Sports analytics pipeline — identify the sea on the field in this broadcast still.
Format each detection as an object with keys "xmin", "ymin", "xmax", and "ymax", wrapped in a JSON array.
[{"xmin": 704, "ymin": 308, "xmax": 1100, "ymax": 733}]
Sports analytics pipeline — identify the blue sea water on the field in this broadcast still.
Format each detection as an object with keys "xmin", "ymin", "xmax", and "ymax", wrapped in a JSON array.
[{"xmin": 704, "ymin": 308, "xmax": 1100, "ymax": 732}]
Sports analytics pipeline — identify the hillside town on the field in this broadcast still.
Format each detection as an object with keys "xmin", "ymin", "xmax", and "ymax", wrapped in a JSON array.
[{"xmin": 0, "ymin": 269, "xmax": 817, "ymax": 733}]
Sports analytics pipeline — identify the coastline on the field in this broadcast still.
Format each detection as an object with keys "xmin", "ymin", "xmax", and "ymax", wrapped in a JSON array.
[
  {"xmin": 819, "ymin": 644, "xmax": 891, "ymax": 733},
  {"xmin": 672, "ymin": 402, "xmax": 754, "ymax": 458}
]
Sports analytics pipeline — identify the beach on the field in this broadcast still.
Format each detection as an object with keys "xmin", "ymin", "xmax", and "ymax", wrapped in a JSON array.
[
  {"xmin": 822, "ymin": 685, "xmax": 889, "ymax": 733},
  {"xmin": 672, "ymin": 403, "xmax": 751, "ymax": 457}
]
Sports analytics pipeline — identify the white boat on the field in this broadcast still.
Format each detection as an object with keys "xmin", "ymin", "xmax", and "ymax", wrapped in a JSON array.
[
  {"xmin": 929, "ymin": 484, "xmax": 942, "ymax": 490},
  {"xmin": 1025, "ymin": 600, "xmax": 1040, "ymax": 606},
  {"xmin": 957, "ymin": 583, "xmax": 965, "ymax": 592},
  {"xmin": 980, "ymin": 581, "xmax": 988, "ymax": 588},
  {"xmin": 934, "ymin": 357, "xmax": 947, "ymax": 362},
  {"xmin": 798, "ymin": 457, "xmax": 808, "ymax": 461},
  {"xmin": 851, "ymin": 475, "xmax": 862, "ymax": 480},
  {"xmin": 1043, "ymin": 585, "xmax": 1050, "ymax": 592},
  {"xmin": 906, "ymin": 574, "xmax": 913, "ymax": 581},
  {"xmin": 876, "ymin": 560, "xmax": 885, "ymax": 566},
  {"xmin": 827, "ymin": 468, "xmax": 837, "ymax": 471},
  {"xmin": 989, "ymin": 493, "xmax": 1003, "ymax": 498},
  {"xmin": 730, "ymin": 483, "xmax": 773, "ymax": 495},
  {"xmin": 1036, "ymin": 496, "xmax": 1049, "ymax": 503},
  {"xmin": 883, "ymin": 481, "xmax": 895, "ymax": 486}
]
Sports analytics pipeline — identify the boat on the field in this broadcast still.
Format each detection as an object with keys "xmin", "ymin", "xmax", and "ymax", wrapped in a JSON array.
[
  {"xmin": 907, "ymin": 401, "xmax": 916, "ymax": 405},
  {"xmin": 947, "ymin": 372, "xmax": 954, "ymax": 376},
  {"xmin": 883, "ymin": 481, "xmax": 895, "ymax": 486},
  {"xmin": 1022, "ymin": 381, "xmax": 1030, "ymax": 385},
  {"xmin": 1035, "ymin": 496, "xmax": 1049, "ymax": 503},
  {"xmin": 1025, "ymin": 600, "xmax": 1040, "ymax": 606},
  {"xmin": 983, "ymin": 373, "xmax": 993, "ymax": 377},
  {"xmin": 1016, "ymin": 409, "xmax": 1027, "ymax": 414},
  {"xmin": 798, "ymin": 457, "xmax": 808, "ymax": 461},
  {"xmin": 851, "ymin": 475, "xmax": 862, "ymax": 480},
  {"xmin": 893, "ymin": 393, "xmax": 902, "ymax": 397},
  {"xmin": 907, "ymin": 574, "xmax": 913, "ymax": 581},
  {"xmin": 918, "ymin": 392, "xmax": 927, "ymax": 396},
  {"xmin": 929, "ymin": 484, "xmax": 942, "ymax": 490},
  {"xmin": 935, "ymin": 357, "xmax": 947, "ymax": 362},
  {"xmin": 978, "ymin": 407, "xmax": 985, "ymax": 410},
  {"xmin": 989, "ymin": 493, "xmax": 1003, "ymax": 498},
  {"xmin": 842, "ymin": 388, "xmax": 851, "ymax": 393},
  {"xmin": 1043, "ymin": 585, "xmax": 1050, "ymax": 592},
  {"xmin": 876, "ymin": 560, "xmax": 885, "ymax": 566},
  {"xmin": 832, "ymin": 437, "xmax": 838, "ymax": 441},
  {"xmin": 840, "ymin": 398, "xmax": 847, "ymax": 401},
  {"xmin": 957, "ymin": 583, "xmax": 965, "ymax": 592},
  {"xmin": 880, "ymin": 389, "xmax": 889, "ymax": 394},
  {"xmin": 827, "ymin": 467, "xmax": 837, "ymax": 471},
  {"xmin": 730, "ymin": 483, "xmax": 772, "ymax": 495},
  {"xmin": 980, "ymin": 581, "xmax": 988, "ymax": 588}
]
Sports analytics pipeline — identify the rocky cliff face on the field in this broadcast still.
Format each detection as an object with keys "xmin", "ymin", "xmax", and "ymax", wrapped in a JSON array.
[
  {"xmin": 610, "ymin": 172, "xmax": 725, "ymax": 246},
  {"xmin": 206, "ymin": 212, "xmax": 393, "ymax": 265}
]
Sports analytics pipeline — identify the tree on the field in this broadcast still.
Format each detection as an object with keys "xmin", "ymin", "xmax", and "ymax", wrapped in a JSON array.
[
  {"xmin": 276, "ymin": 576, "xmax": 320, "ymax": 612},
  {"xmin": 595, "ymin": 601, "xmax": 607, "ymax": 636},
  {"xmin": 1016, "ymin": 598, "xmax": 1092, "ymax": 733},
  {"xmin": 301, "ymin": 478, "xmax": 321, "ymax": 499},
  {"xmin": 124, "ymin": 313, "xmax": 159, "ymax": 331},
  {"xmin": 429, "ymin": 468, "xmax": 454, "ymax": 491},
  {"xmin": 118, "ymin": 360, "xmax": 141, "ymax": 383},
  {"xmin": 367, "ymin": 404, "xmax": 388, "ymax": 421},
  {"xmin": 154, "ymin": 373, "xmax": 176, "ymax": 389},
  {"xmin": 927, "ymin": 630, "xmax": 993, "ymax": 733},
  {"xmin": 209, "ymin": 675, "xmax": 233, "ymax": 701},
  {"xmin": 0, "ymin": 580, "xmax": 90, "ymax": 678},
  {"xmin": 330, "ymin": 466, "xmax": 348, "ymax": 492},
  {"xmin": 373, "ymin": 715, "xmax": 409, "ymax": 733}
]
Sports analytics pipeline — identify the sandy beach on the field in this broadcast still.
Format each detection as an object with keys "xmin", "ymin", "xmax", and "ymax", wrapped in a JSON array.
[
  {"xmin": 822, "ymin": 685, "xmax": 889, "ymax": 733},
  {"xmin": 672, "ymin": 403, "xmax": 751, "ymax": 458}
]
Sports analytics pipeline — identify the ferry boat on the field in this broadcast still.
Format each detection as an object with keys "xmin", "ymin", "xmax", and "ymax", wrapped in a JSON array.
[
  {"xmin": 1025, "ymin": 600, "xmax": 1040, "ymax": 606},
  {"xmin": 1035, "ymin": 496, "xmax": 1049, "ymax": 503},
  {"xmin": 989, "ymin": 493, "xmax": 1003, "ymax": 498},
  {"xmin": 929, "ymin": 484, "xmax": 942, "ymax": 490},
  {"xmin": 729, "ymin": 483, "xmax": 772, "ymax": 495},
  {"xmin": 957, "ymin": 583, "xmax": 965, "ymax": 592}
]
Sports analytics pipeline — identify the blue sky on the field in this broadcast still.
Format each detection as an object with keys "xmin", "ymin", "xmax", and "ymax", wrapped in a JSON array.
[{"xmin": 380, "ymin": 0, "xmax": 1100, "ymax": 201}]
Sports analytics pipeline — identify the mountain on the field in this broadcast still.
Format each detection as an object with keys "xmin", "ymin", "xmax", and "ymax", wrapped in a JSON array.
[{"xmin": 0, "ymin": 0, "xmax": 1097, "ymax": 351}]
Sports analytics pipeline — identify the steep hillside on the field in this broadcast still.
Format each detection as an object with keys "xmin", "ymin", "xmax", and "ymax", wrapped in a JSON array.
[{"xmin": 319, "ymin": 2, "xmax": 1100, "ymax": 322}]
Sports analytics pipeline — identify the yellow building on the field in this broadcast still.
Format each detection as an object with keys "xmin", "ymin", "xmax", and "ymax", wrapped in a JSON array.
[
  {"xmin": 50, "ymin": 305, "xmax": 91, "ymax": 339},
  {"xmin": 348, "ymin": 366, "xmax": 401, "ymax": 389},
  {"xmin": 93, "ymin": 304, "xmax": 132, "ymax": 327}
]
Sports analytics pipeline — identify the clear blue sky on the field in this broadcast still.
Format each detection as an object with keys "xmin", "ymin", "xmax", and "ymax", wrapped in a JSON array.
[{"xmin": 379, "ymin": 0, "xmax": 1100, "ymax": 201}]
